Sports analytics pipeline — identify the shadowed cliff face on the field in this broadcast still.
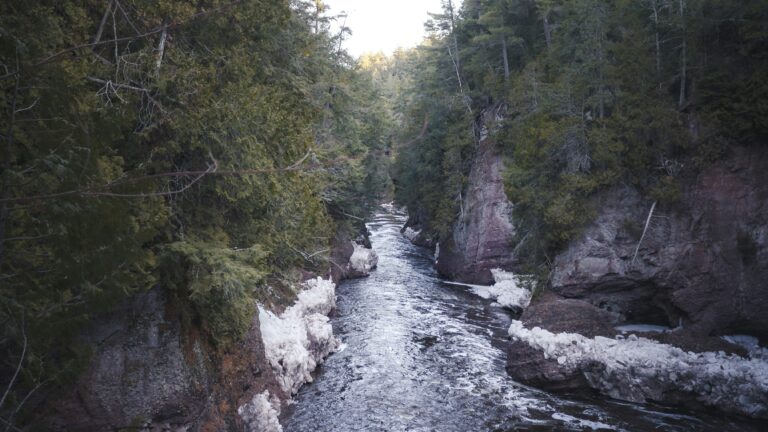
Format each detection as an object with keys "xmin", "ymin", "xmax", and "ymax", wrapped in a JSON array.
[
  {"xmin": 551, "ymin": 146, "xmax": 768, "ymax": 339},
  {"xmin": 44, "ymin": 287, "xmax": 286, "ymax": 431},
  {"xmin": 43, "ymin": 233, "xmax": 368, "ymax": 431},
  {"xmin": 436, "ymin": 106, "xmax": 518, "ymax": 284}
]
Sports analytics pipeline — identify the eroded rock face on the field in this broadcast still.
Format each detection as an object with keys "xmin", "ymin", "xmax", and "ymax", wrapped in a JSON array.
[
  {"xmin": 551, "ymin": 146, "xmax": 768, "ymax": 339},
  {"xmin": 436, "ymin": 105, "xmax": 517, "ymax": 284},
  {"xmin": 45, "ymin": 288, "xmax": 212, "ymax": 431}
]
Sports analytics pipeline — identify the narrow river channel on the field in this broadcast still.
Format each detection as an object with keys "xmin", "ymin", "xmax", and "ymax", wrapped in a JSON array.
[{"xmin": 282, "ymin": 210, "xmax": 763, "ymax": 431}]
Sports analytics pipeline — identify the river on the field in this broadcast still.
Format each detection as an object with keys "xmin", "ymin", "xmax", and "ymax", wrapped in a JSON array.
[{"xmin": 282, "ymin": 210, "xmax": 764, "ymax": 431}]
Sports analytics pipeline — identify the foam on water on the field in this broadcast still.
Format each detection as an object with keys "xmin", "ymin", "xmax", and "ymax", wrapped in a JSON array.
[{"xmin": 282, "ymin": 211, "xmax": 766, "ymax": 431}]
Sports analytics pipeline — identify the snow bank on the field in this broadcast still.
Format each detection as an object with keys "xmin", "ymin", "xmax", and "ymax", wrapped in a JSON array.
[
  {"xmin": 508, "ymin": 320, "xmax": 768, "ymax": 418},
  {"xmin": 452, "ymin": 269, "xmax": 533, "ymax": 310},
  {"xmin": 237, "ymin": 391, "xmax": 283, "ymax": 432},
  {"xmin": 403, "ymin": 227, "xmax": 421, "ymax": 242},
  {"xmin": 349, "ymin": 242, "xmax": 378, "ymax": 275},
  {"xmin": 259, "ymin": 278, "xmax": 339, "ymax": 396}
]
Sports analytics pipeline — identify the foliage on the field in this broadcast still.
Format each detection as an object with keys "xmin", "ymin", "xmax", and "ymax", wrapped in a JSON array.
[
  {"xmin": 0, "ymin": 0, "xmax": 392, "ymax": 425},
  {"xmin": 392, "ymin": 0, "xmax": 768, "ymax": 268}
]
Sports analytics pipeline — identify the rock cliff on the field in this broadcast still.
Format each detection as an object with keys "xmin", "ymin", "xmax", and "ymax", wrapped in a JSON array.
[
  {"xmin": 435, "ymin": 105, "xmax": 518, "ymax": 284},
  {"xmin": 409, "ymin": 103, "xmax": 768, "ymax": 417},
  {"xmin": 551, "ymin": 146, "xmax": 768, "ymax": 338},
  {"xmin": 44, "ymin": 234, "xmax": 369, "ymax": 431},
  {"xmin": 503, "ymin": 145, "xmax": 768, "ymax": 418}
]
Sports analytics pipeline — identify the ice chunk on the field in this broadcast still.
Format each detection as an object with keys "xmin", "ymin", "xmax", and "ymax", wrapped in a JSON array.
[
  {"xmin": 349, "ymin": 242, "xmax": 378, "ymax": 275},
  {"xmin": 237, "ymin": 391, "xmax": 283, "ymax": 432},
  {"xmin": 446, "ymin": 269, "xmax": 534, "ymax": 310},
  {"xmin": 403, "ymin": 227, "xmax": 421, "ymax": 241},
  {"xmin": 508, "ymin": 320, "xmax": 768, "ymax": 418},
  {"xmin": 259, "ymin": 278, "xmax": 339, "ymax": 396},
  {"xmin": 615, "ymin": 324, "xmax": 670, "ymax": 334}
]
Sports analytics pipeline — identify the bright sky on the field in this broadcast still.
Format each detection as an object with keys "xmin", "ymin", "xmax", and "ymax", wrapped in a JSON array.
[{"xmin": 324, "ymin": 0, "xmax": 463, "ymax": 57}]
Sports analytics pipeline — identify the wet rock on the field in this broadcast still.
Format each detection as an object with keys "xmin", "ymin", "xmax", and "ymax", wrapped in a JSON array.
[
  {"xmin": 44, "ymin": 288, "xmax": 290, "ymax": 431},
  {"xmin": 400, "ymin": 207, "xmax": 437, "ymax": 249},
  {"xmin": 329, "ymin": 226, "xmax": 377, "ymax": 281}
]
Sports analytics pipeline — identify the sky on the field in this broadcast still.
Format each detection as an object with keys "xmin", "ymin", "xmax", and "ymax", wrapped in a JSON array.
[{"xmin": 323, "ymin": 0, "xmax": 463, "ymax": 57}]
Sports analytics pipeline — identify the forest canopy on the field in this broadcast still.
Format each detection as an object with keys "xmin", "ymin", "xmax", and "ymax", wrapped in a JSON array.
[{"xmin": 392, "ymin": 0, "xmax": 768, "ymax": 269}]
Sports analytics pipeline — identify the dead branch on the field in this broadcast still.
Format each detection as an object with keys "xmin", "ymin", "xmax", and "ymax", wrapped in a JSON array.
[
  {"xmin": 92, "ymin": 0, "xmax": 115, "ymax": 46},
  {"xmin": 154, "ymin": 25, "xmax": 168, "ymax": 75},
  {"xmin": 86, "ymin": 76, "xmax": 165, "ymax": 112},
  {"xmin": 631, "ymin": 201, "xmax": 657, "ymax": 267}
]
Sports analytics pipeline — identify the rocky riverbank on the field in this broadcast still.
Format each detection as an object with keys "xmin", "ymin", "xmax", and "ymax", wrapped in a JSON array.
[
  {"xmin": 43, "ymin": 234, "xmax": 377, "ymax": 431},
  {"xmin": 401, "ymin": 104, "xmax": 768, "ymax": 420}
]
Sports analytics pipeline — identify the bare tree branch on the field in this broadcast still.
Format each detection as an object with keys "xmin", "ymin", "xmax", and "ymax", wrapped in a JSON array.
[
  {"xmin": 92, "ymin": 0, "xmax": 115, "ymax": 46},
  {"xmin": 631, "ymin": 201, "xmax": 657, "ymax": 267}
]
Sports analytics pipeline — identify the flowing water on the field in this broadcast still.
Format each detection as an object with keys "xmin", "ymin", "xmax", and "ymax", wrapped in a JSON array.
[{"xmin": 283, "ymin": 211, "xmax": 765, "ymax": 431}]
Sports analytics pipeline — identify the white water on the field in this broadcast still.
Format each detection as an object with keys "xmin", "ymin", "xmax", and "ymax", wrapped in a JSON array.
[{"xmin": 282, "ymin": 211, "xmax": 767, "ymax": 431}]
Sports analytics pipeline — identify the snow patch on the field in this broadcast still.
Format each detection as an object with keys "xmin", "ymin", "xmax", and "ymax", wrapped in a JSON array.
[
  {"xmin": 349, "ymin": 242, "xmax": 378, "ymax": 275},
  {"xmin": 380, "ymin": 202, "xmax": 396, "ymax": 213},
  {"xmin": 403, "ymin": 227, "xmax": 421, "ymax": 241},
  {"xmin": 508, "ymin": 320, "xmax": 768, "ymax": 418},
  {"xmin": 448, "ymin": 269, "xmax": 533, "ymax": 310},
  {"xmin": 237, "ymin": 391, "xmax": 283, "ymax": 432},
  {"xmin": 259, "ymin": 278, "xmax": 339, "ymax": 396}
]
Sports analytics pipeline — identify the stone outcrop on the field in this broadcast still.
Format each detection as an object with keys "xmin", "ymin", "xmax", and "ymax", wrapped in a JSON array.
[
  {"xmin": 329, "ymin": 227, "xmax": 377, "ymax": 281},
  {"xmin": 505, "ymin": 146, "xmax": 768, "ymax": 419},
  {"xmin": 45, "ymin": 240, "xmax": 362, "ymax": 431},
  {"xmin": 436, "ymin": 105, "xmax": 517, "ymax": 284},
  {"xmin": 400, "ymin": 207, "xmax": 437, "ymax": 249},
  {"xmin": 551, "ymin": 146, "xmax": 768, "ymax": 339},
  {"xmin": 45, "ymin": 287, "xmax": 286, "ymax": 431},
  {"xmin": 45, "ymin": 288, "xmax": 208, "ymax": 430}
]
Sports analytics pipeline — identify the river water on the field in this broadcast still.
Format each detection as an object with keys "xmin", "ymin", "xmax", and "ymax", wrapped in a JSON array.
[{"xmin": 283, "ymin": 211, "xmax": 764, "ymax": 431}]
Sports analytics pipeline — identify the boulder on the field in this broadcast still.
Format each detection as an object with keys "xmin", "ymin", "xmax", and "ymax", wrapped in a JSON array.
[{"xmin": 506, "ymin": 293, "xmax": 621, "ymax": 390}]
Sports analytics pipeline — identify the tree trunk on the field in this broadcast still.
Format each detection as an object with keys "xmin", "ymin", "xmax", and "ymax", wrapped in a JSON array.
[
  {"xmin": 0, "ymin": 72, "xmax": 18, "ymax": 266},
  {"xmin": 155, "ymin": 25, "xmax": 168, "ymax": 76},
  {"xmin": 543, "ymin": 13, "xmax": 553, "ymax": 51},
  {"xmin": 678, "ymin": 0, "xmax": 687, "ymax": 108},
  {"xmin": 651, "ymin": 0, "xmax": 661, "ymax": 77},
  {"xmin": 93, "ymin": 0, "xmax": 115, "ymax": 45},
  {"xmin": 502, "ymin": 37, "xmax": 510, "ymax": 81}
]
